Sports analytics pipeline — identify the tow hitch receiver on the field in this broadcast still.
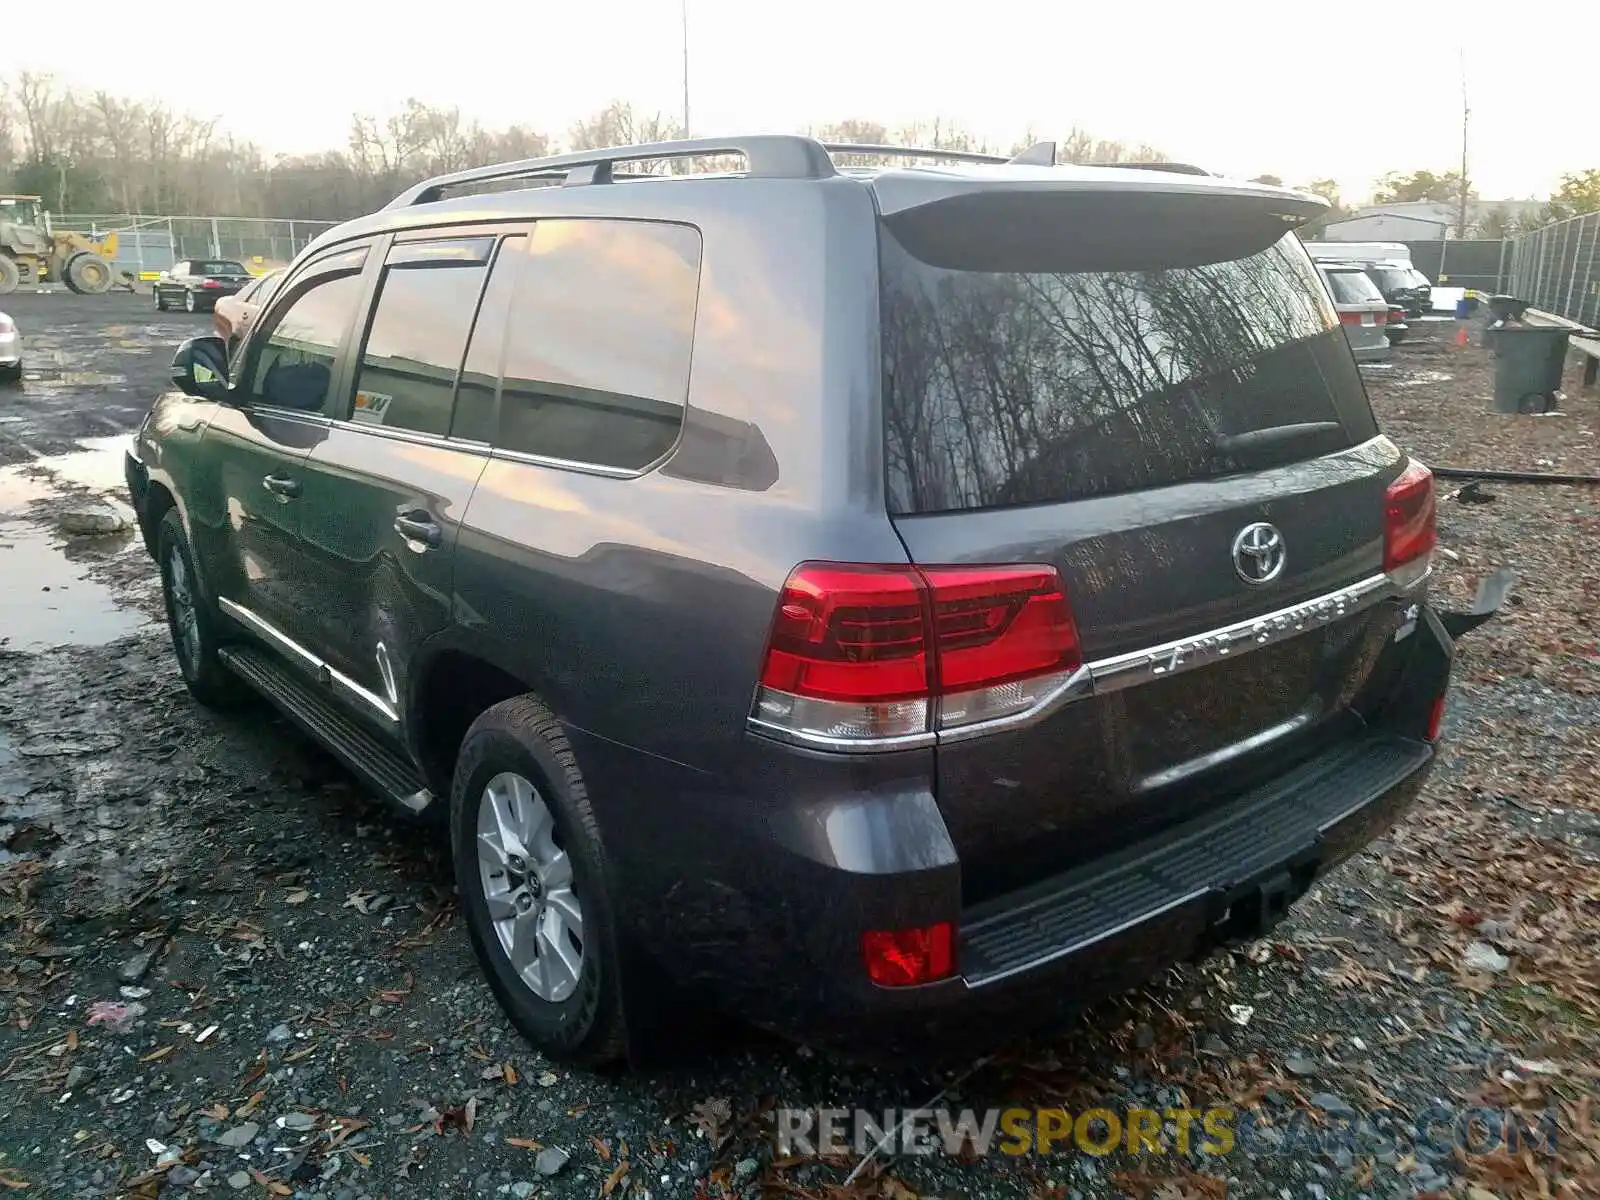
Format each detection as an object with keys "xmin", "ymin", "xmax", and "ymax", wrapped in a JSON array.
[
  {"xmin": 1212, "ymin": 860, "xmax": 1318, "ymax": 945},
  {"xmin": 1436, "ymin": 566, "xmax": 1516, "ymax": 640}
]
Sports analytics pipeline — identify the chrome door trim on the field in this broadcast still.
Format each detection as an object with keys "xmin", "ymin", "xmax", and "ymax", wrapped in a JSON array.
[{"xmin": 218, "ymin": 597, "xmax": 400, "ymax": 730}]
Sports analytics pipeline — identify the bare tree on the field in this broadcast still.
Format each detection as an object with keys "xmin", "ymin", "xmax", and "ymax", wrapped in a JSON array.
[{"xmin": 0, "ymin": 73, "xmax": 1171, "ymax": 224}]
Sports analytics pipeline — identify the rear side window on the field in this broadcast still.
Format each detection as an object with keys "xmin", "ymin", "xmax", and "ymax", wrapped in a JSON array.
[
  {"xmin": 1325, "ymin": 270, "xmax": 1383, "ymax": 305},
  {"xmin": 195, "ymin": 260, "xmax": 246, "ymax": 275},
  {"xmin": 348, "ymin": 237, "xmax": 492, "ymax": 436},
  {"xmin": 495, "ymin": 219, "xmax": 701, "ymax": 471},
  {"xmin": 881, "ymin": 229, "xmax": 1373, "ymax": 514}
]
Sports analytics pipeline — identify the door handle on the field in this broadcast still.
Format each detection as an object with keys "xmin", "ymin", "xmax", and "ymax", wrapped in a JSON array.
[
  {"xmin": 394, "ymin": 513, "xmax": 443, "ymax": 550},
  {"xmin": 262, "ymin": 474, "xmax": 302, "ymax": 499}
]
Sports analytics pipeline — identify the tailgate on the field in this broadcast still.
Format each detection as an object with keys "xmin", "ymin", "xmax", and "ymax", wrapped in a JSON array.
[{"xmin": 874, "ymin": 184, "xmax": 1418, "ymax": 900}]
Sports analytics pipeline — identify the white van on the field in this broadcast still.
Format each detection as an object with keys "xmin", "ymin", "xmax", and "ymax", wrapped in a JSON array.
[{"xmin": 1301, "ymin": 241, "xmax": 1413, "ymax": 267}]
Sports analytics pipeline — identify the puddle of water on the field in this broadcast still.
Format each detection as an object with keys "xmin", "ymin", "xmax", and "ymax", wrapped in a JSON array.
[
  {"xmin": 0, "ymin": 435, "xmax": 132, "ymax": 516},
  {"xmin": 0, "ymin": 467, "xmax": 55, "ymax": 513},
  {"xmin": 0, "ymin": 518, "xmax": 154, "ymax": 651},
  {"xmin": 34, "ymin": 435, "xmax": 133, "ymax": 491}
]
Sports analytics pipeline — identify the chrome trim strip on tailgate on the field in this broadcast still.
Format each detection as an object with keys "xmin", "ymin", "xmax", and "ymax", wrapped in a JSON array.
[
  {"xmin": 753, "ymin": 572, "xmax": 1406, "ymax": 753},
  {"xmin": 1087, "ymin": 573, "xmax": 1395, "ymax": 696},
  {"xmin": 937, "ymin": 574, "xmax": 1399, "ymax": 747}
]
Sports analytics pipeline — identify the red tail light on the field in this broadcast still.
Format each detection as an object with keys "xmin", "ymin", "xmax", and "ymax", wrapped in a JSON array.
[
  {"xmin": 1384, "ymin": 459, "xmax": 1436, "ymax": 586},
  {"xmin": 1338, "ymin": 311, "xmax": 1361, "ymax": 326},
  {"xmin": 751, "ymin": 562, "xmax": 1082, "ymax": 745},
  {"xmin": 1373, "ymin": 308, "xmax": 1387, "ymax": 325},
  {"xmin": 201, "ymin": 280, "xmax": 223, "ymax": 288},
  {"xmin": 863, "ymin": 923, "xmax": 954, "ymax": 987}
]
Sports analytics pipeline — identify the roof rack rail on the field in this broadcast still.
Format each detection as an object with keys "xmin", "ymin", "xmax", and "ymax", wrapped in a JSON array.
[
  {"xmin": 385, "ymin": 134, "xmax": 839, "ymax": 209},
  {"xmin": 1093, "ymin": 161, "xmax": 1212, "ymax": 176},
  {"xmin": 821, "ymin": 142, "xmax": 1059, "ymax": 167},
  {"xmin": 821, "ymin": 142, "xmax": 1015, "ymax": 166}
]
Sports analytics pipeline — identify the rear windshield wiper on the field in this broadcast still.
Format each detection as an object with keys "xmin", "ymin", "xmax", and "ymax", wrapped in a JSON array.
[{"xmin": 1211, "ymin": 421, "xmax": 1342, "ymax": 459}]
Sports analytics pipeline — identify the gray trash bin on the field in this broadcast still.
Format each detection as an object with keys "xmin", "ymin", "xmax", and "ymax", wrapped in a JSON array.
[
  {"xmin": 1486, "ymin": 325, "xmax": 1570, "ymax": 413},
  {"xmin": 1487, "ymin": 294, "xmax": 1532, "ymax": 324}
]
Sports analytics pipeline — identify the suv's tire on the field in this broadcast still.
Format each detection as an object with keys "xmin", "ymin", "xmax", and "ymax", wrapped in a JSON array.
[
  {"xmin": 451, "ymin": 696, "xmax": 626, "ymax": 1066},
  {"xmin": 156, "ymin": 508, "xmax": 247, "ymax": 709},
  {"xmin": 183, "ymin": 290, "xmax": 197, "ymax": 314}
]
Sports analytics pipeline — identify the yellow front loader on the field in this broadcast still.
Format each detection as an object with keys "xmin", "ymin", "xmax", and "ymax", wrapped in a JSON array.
[{"xmin": 0, "ymin": 195, "xmax": 120, "ymax": 295}]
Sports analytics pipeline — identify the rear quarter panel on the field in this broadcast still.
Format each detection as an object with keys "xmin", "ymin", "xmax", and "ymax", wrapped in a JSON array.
[{"xmin": 446, "ymin": 178, "xmax": 906, "ymax": 772}]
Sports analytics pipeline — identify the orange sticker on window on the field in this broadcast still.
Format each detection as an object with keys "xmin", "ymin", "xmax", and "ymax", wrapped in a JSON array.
[{"xmin": 352, "ymin": 390, "xmax": 392, "ymax": 425}]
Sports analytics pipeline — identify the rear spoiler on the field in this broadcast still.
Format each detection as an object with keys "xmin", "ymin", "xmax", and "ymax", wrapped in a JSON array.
[{"xmin": 875, "ymin": 181, "xmax": 1330, "ymax": 273}]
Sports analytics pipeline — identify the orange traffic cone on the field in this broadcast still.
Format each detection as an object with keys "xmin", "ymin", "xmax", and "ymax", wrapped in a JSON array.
[{"xmin": 1455, "ymin": 325, "xmax": 1470, "ymax": 348}]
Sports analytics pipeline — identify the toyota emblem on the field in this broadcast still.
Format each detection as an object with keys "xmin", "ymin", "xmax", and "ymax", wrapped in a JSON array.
[{"xmin": 1232, "ymin": 522, "xmax": 1286, "ymax": 584}]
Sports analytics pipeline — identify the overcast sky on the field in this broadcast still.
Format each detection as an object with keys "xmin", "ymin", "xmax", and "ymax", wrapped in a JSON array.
[{"xmin": 4, "ymin": 0, "xmax": 1583, "ymax": 203}]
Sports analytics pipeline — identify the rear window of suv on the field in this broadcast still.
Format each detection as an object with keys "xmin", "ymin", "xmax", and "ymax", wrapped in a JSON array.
[{"xmin": 880, "ymin": 227, "xmax": 1374, "ymax": 514}]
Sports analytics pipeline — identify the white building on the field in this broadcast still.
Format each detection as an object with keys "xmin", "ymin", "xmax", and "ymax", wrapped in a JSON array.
[{"xmin": 1321, "ymin": 199, "xmax": 1545, "ymax": 240}]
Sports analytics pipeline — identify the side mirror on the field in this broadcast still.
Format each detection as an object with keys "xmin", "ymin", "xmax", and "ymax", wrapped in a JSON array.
[{"xmin": 171, "ymin": 336, "xmax": 232, "ymax": 402}]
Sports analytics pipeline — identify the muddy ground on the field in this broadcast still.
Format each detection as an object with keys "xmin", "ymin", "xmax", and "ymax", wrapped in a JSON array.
[{"xmin": 0, "ymin": 294, "xmax": 1596, "ymax": 1200}]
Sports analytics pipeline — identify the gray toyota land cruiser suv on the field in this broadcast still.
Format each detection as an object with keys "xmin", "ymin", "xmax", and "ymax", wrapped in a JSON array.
[{"xmin": 125, "ymin": 135, "xmax": 1506, "ymax": 1065}]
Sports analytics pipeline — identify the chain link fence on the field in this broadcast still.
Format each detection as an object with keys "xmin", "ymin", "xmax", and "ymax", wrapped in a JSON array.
[
  {"xmin": 1402, "ymin": 239, "xmax": 1511, "ymax": 295},
  {"xmin": 54, "ymin": 214, "xmax": 340, "ymax": 279},
  {"xmin": 1507, "ymin": 211, "xmax": 1600, "ymax": 330}
]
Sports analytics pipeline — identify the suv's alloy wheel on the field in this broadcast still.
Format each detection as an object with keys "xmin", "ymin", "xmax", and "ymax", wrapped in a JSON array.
[
  {"xmin": 451, "ymin": 696, "xmax": 625, "ymax": 1065},
  {"xmin": 476, "ymin": 771, "xmax": 585, "ymax": 1002},
  {"xmin": 156, "ymin": 509, "xmax": 247, "ymax": 709}
]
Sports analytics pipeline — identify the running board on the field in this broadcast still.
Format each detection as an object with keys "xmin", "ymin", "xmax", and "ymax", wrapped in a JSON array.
[{"xmin": 219, "ymin": 644, "xmax": 435, "ymax": 816}]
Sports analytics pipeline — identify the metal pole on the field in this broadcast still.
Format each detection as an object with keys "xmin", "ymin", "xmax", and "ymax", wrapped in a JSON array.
[
  {"xmin": 1564, "ymin": 216, "xmax": 1585, "ymax": 321},
  {"xmin": 1575, "ymin": 213, "xmax": 1598, "ymax": 329},
  {"xmin": 1457, "ymin": 48, "xmax": 1470, "ymax": 239},
  {"xmin": 1532, "ymin": 228, "xmax": 1546, "ymax": 308},
  {"xmin": 1555, "ymin": 219, "xmax": 1568, "ymax": 315},
  {"xmin": 209, "ymin": 217, "xmax": 221, "ymax": 258},
  {"xmin": 680, "ymin": 0, "xmax": 690, "ymax": 137}
]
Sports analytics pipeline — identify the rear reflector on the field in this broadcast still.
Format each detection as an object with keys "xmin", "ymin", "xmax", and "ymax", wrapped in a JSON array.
[
  {"xmin": 1383, "ymin": 459, "xmax": 1437, "ymax": 587},
  {"xmin": 1426, "ymin": 695, "xmax": 1446, "ymax": 741},
  {"xmin": 862, "ymin": 923, "xmax": 954, "ymax": 987},
  {"xmin": 751, "ymin": 562, "xmax": 1082, "ymax": 747}
]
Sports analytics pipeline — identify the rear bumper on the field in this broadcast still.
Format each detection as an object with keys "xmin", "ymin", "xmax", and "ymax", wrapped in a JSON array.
[
  {"xmin": 794, "ymin": 731, "xmax": 1432, "ymax": 1053},
  {"xmin": 578, "ymin": 603, "xmax": 1458, "ymax": 1056}
]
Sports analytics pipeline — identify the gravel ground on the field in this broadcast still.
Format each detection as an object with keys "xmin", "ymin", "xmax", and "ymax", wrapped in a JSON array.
[{"xmin": 0, "ymin": 294, "xmax": 1596, "ymax": 1200}]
